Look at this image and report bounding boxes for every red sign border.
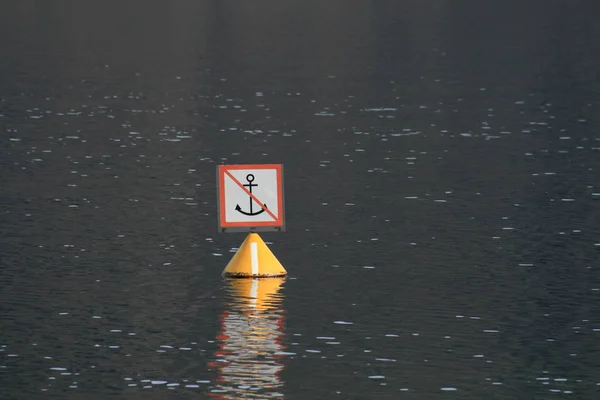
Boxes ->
[218,164,284,229]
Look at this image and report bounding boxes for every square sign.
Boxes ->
[217,164,285,232]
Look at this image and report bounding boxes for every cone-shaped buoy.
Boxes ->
[222,233,287,278]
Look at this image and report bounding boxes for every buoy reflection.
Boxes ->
[209,278,287,399]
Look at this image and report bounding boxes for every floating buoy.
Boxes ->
[222,233,287,278]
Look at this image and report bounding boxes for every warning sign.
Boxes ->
[217,164,285,232]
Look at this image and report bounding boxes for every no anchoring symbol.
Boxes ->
[235,174,267,216]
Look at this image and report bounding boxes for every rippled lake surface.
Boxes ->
[2,1,600,399]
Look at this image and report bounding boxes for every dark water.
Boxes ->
[2,1,600,399]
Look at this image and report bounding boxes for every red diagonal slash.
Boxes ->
[224,170,278,221]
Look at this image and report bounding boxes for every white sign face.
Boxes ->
[224,169,278,223]
[217,164,284,232]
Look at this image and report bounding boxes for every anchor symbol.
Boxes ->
[235,174,267,216]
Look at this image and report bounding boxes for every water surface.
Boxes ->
[1,1,600,399]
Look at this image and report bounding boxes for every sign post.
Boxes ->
[217,164,285,233]
[217,164,286,278]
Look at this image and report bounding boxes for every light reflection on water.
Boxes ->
[209,278,287,398]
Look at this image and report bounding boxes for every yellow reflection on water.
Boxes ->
[209,278,287,399]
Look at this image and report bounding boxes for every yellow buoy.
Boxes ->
[222,233,287,278]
